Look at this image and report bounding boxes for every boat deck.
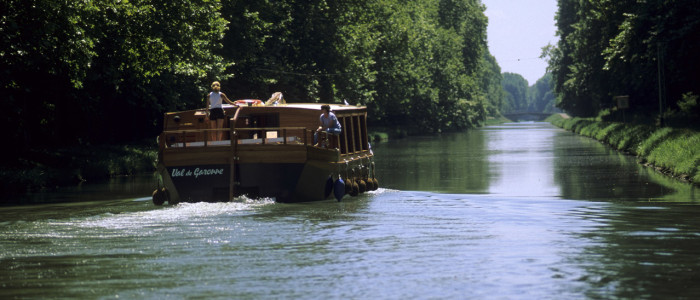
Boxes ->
[171,137,301,147]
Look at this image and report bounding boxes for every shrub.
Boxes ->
[637,128,675,157]
[647,131,700,176]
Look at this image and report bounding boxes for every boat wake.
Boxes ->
[79,197,276,230]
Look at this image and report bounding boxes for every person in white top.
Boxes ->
[206,81,234,141]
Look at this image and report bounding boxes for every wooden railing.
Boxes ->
[160,126,360,156]
[232,127,309,145]
[161,127,310,149]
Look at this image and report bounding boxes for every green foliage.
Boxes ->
[662,92,700,128]
[677,92,699,114]
[501,73,528,113]
[609,124,652,154]
[220,0,493,134]
[1,0,230,149]
[2,0,502,154]
[647,131,700,176]
[527,73,557,113]
[593,123,621,141]
[479,53,507,116]
[547,0,700,121]
[638,127,675,157]
[499,72,558,115]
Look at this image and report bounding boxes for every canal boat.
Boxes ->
[151,101,378,205]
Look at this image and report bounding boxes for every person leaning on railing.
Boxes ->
[207,81,234,141]
[314,104,342,147]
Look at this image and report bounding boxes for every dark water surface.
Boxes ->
[2,122,700,299]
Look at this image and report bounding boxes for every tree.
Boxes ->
[1,0,97,148]
[82,0,230,143]
[603,0,700,118]
[220,0,493,133]
[527,73,557,113]
[501,73,528,113]
[548,0,700,121]
[0,0,230,149]
[479,52,507,116]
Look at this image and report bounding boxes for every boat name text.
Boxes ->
[171,168,224,179]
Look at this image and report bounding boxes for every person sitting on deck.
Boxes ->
[265,92,286,106]
[207,81,234,141]
[314,104,342,148]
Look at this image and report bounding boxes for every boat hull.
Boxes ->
[158,158,356,203]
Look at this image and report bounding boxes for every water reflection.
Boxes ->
[551,127,697,202]
[373,129,490,194]
[3,173,160,206]
[569,204,700,299]
[485,123,559,197]
[374,122,698,202]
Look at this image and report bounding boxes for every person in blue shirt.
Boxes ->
[315,104,342,147]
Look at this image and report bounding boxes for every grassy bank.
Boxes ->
[1,143,158,195]
[547,114,700,184]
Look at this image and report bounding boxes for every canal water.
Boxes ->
[2,122,700,299]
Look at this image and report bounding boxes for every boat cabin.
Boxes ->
[159,103,370,156]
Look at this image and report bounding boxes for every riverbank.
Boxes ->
[546,114,700,185]
[1,143,158,196]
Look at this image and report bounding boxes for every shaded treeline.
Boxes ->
[1,0,506,158]
[204,0,506,132]
[2,0,229,152]
[545,0,700,125]
[501,73,558,114]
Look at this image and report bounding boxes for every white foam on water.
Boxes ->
[78,196,275,230]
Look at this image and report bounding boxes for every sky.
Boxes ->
[482,0,559,86]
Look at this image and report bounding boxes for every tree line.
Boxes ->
[501,73,558,114]
[546,0,699,125]
[2,0,510,155]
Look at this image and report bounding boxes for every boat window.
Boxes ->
[359,115,368,151]
[339,117,349,154]
[347,116,356,153]
[234,113,280,139]
[353,115,363,152]
[236,113,279,128]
